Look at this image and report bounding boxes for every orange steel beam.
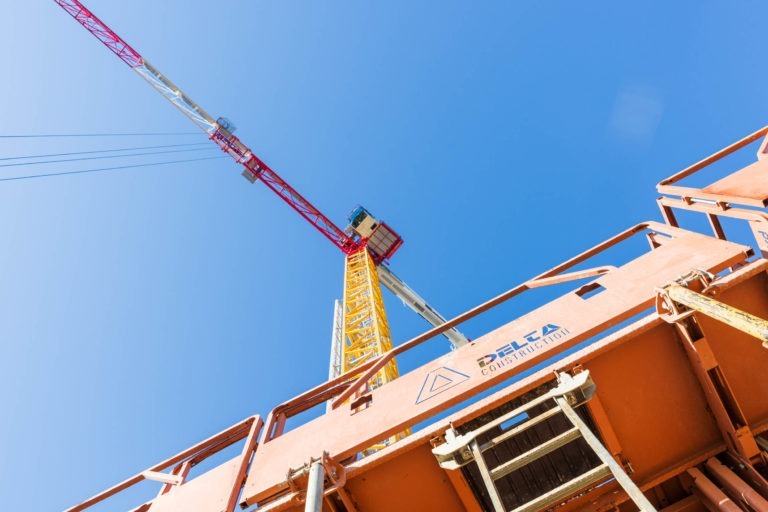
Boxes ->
[722,451,768,503]
[525,265,616,288]
[686,467,742,512]
[657,196,768,258]
[655,272,768,464]
[658,495,706,512]
[668,319,762,464]
[583,389,626,463]
[705,458,768,511]
[442,466,484,512]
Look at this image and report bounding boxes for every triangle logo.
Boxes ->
[430,374,453,392]
[416,367,470,405]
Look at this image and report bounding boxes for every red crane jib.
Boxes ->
[55,0,362,257]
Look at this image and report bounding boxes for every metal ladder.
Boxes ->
[432,371,656,512]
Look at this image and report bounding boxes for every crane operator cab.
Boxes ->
[346,206,404,263]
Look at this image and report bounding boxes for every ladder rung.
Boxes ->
[490,427,581,481]
[508,464,611,512]
[481,406,562,453]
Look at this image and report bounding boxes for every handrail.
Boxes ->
[657,125,768,207]
[66,415,262,512]
[261,221,695,443]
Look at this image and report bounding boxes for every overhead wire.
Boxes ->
[0,146,217,169]
[0,131,225,183]
[0,132,199,138]
[0,142,209,162]
[0,155,228,182]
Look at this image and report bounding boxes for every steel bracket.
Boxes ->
[283,452,357,511]
[656,269,715,323]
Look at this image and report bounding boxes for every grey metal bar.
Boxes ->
[305,461,325,512]
[480,406,562,453]
[556,397,657,511]
[470,439,506,512]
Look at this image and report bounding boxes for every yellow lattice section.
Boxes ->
[341,248,399,387]
[342,247,407,451]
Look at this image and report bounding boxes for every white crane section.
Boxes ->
[378,265,469,349]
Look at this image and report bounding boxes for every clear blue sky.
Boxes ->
[2,2,767,510]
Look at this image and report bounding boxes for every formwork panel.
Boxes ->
[582,323,722,483]
[242,226,750,507]
[253,261,768,511]
[344,444,466,511]
[697,270,768,430]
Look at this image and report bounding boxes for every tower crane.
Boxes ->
[54,1,469,397]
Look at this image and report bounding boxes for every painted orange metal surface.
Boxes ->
[657,125,768,207]
[66,130,768,512]
[241,222,750,506]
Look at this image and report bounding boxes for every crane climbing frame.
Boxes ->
[54,2,768,511]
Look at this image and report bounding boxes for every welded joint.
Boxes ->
[656,269,715,323]
[655,288,695,323]
[657,270,768,349]
[284,452,354,509]
[675,269,715,289]
[286,456,322,499]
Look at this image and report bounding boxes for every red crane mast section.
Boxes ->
[53,0,360,257]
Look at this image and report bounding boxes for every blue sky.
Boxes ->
[2,1,768,510]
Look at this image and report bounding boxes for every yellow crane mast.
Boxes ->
[341,248,399,389]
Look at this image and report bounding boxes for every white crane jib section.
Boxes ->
[377,265,469,349]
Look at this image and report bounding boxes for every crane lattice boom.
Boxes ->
[53,0,358,256]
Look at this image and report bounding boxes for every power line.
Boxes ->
[0,146,217,169]
[0,142,210,162]
[0,132,200,138]
[0,156,228,183]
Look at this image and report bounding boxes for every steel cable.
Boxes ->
[0,146,217,169]
[0,142,209,162]
[0,155,228,182]
[0,132,199,138]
